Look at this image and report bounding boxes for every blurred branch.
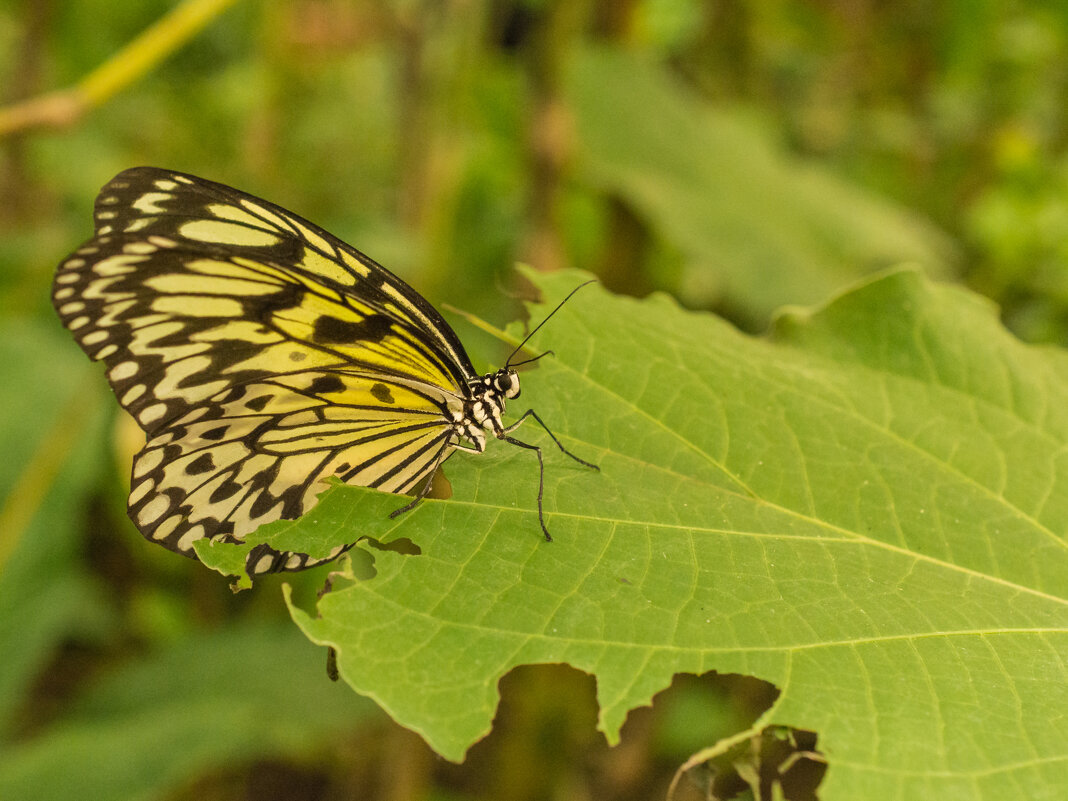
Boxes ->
[0,0,240,138]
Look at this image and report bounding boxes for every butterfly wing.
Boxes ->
[53,167,474,573]
[131,371,457,574]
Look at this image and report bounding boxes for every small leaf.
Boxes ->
[192,537,252,585]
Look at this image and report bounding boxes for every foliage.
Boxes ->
[566,46,956,328]
[202,268,1068,799]
[2,1,1067,799]
[0,623,375,801]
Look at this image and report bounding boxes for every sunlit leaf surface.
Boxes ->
[209,268,1067,798]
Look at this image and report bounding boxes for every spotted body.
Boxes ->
[53,167,533,575]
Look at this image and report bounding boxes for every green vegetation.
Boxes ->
[1,2,1066,799]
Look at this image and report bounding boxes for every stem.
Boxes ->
[0,0,240,136]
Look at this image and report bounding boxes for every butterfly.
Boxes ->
[52,167,598,576]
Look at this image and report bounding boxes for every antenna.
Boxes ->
[505,280,596,368]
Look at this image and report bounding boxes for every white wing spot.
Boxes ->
[133,447,164,477]
[292,220,332,254]
[301,247,357,286]
[123,242,158,255]
[59,301,85,314]
[96,344,118,359]
[340,250,372,278]
[207,203,268,227]
[152,514,181,541]
[127,477,155,506]
[132,192,173,214]
[177,525,206,552]
[110,361,139,381]
[54,287,75,299]
[138,494,171,527]
[81,330,108,346]
[121,384,146,405]
[176,406,210,424]
[138,403,169,426]
[125,218,153,233]
[67,316,90,330]
[239,199,288,229]
[94,253,145,276]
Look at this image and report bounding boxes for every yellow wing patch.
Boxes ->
[179,218,283,247]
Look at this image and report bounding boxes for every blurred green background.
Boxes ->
[1,1,1066,799]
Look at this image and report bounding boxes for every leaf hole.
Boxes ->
[362,536,421,557]
[654,672,825,801]
[675,724,826,801]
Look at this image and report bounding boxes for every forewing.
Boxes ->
[52,166,475,431]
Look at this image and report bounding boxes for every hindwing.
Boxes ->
[130,371,457,574]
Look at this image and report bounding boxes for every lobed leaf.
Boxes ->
[234,268,1063,799]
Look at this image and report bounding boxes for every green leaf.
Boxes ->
[192,535,253,588]
[566,45,958,326]
[193,480,398,588]
[0,623,374,801]
[261,268,1064,799]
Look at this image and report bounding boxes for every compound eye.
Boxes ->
[503,371,521,399]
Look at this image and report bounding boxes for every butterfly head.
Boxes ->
[492,367,521,400]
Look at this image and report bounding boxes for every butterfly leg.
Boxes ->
[498,410,598,542]
[495,433,552,541]
[503,409,600,471]
[388,442,482,521]
[388,468,444,520]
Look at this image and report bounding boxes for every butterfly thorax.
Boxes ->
[453,367,521,452]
